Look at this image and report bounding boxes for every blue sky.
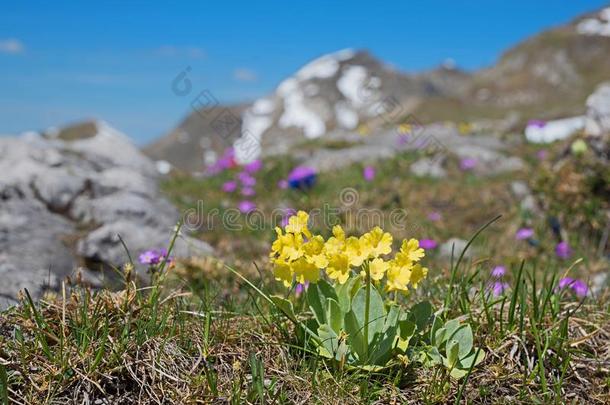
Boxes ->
[1,1,608,144]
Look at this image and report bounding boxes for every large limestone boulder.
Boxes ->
[0,120,212,308]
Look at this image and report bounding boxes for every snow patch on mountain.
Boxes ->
[577,8,610,37]
[335,102,359,129]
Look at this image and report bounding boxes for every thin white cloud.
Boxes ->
[233,68,258,82]
[154,45,205,59]
[0,38,25,54]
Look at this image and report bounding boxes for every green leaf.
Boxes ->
[344,310,367,361]
[430,315,443,343]
[433,327,447,347]
[327,298,343,334]
[368,326,398,366]
[443,319,461,341]
[419,346,442,366]
[450,367,468,379]
[335,276,360,313]
[409,301,433,331]
[458,349,485,369]
[384,305,401,332]
[317,324,339,359]
[351,285,385,344]
[396,320,416,351]
[446,339,460,368]
[307,279,338,325]
[449,325,473,359]
[270,295,298,323]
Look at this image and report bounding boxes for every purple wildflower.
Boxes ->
[536,150,548,161]
[138,249,167,265]
[557,277,588,297]
[460,158,478,171]
[277,179,289,190]
[222,180,237,193]
[491,266,506,279]
[515,228,534,240]
[295,281,309,297]
[527,119,547,129]
[243,159,263,174]
[363,166,376,182]
[491,281,509,296]
[241,187,256,196]
[419,239,438,250]
[238,200,256,213]
[237,172,256,187]
[287,166,317,189]
[555,241,572,259]
[427,211,442,222]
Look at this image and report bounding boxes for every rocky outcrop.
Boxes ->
[0,121,212,308]
[585,82,610,138]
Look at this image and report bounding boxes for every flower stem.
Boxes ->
[364,262,371,360]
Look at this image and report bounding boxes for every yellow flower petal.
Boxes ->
[285,210,312,238]
[326,254,351,284]
[410,263,428,289]
[369,258,389,281]
[362,227,393,258]
[292,258,320,284]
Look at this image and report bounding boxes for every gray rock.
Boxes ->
[591,272,608,296]
[410,157,447,178]
[31,167,87,211]
[0,121,213,306]
[71,192,176,226]
[77,221,213,270]
[453,144,525,175]
[440,238,473,260]
[585,82,610,137]
[510,181,530,199]
[94,167,157,198]
[0,198,75,308]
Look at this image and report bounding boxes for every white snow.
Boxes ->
[276,78,326,139]
[234,109,273,164]
[251,98,275,115]
[295,49,355,80]
[577,8,610,37]
[233,49,363,163]
[296,55,339,80]
[334,102,359,129]
[337,65,371,108]
[525,116,585,143]
[334,48,355,61]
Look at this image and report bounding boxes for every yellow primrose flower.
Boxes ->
[369,258,389,281]
[345,236,370,267]
[285,210,312,238]
[326,253,351,284]
[399,239,424,263]
[410,263,428,288]
[273,262,293,287]
[362,227,393,258]
[386,261,412,292]
[292,257,320,284]
[324,225,346,255]
[278,232,305,262]
[304,235,329,268]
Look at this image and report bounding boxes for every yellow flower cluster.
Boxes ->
[270,211,428,292]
